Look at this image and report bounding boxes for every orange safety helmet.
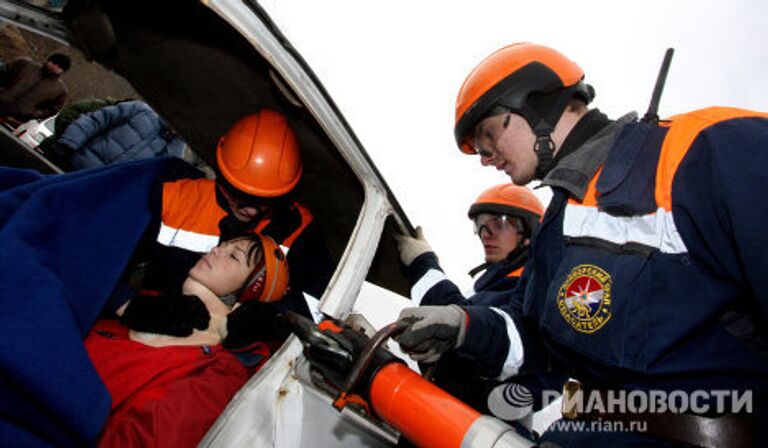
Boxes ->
[238,234,290,303]
[468,183,545,238]
[454,43,593,176]
[217,110,302,197]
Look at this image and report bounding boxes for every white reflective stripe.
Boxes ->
[280,244,290,255]
[303,292,323,324]
[563,203,688,254]
[410,269,448,306]
[156,222,219,253]
[490,307,524,380]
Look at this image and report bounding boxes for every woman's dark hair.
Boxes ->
[216,234,266,305]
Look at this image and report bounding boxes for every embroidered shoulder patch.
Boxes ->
[557,264,612,333]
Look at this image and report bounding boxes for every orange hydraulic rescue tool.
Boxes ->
[283,312,536,448]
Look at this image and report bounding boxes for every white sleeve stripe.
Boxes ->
[563,204,687,254]
[490,307,524,380]
[410,269,448,306]
[156,222,219,253]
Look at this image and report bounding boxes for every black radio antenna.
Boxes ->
[642,48,675,123]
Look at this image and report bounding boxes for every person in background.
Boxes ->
[394,42,768,446]
[51,97,121,137]
[0,52,70,125]
[50,98,187,170]
[395,183,543,426]
[397,183,543,308]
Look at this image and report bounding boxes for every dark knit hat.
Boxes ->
[46,53,71,72]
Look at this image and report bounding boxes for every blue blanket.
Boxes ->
[0,157,200,447]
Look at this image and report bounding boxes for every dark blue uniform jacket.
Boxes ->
[407,251,522,307]
[457,108,768,433]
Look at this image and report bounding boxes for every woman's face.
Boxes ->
[188,238,258,297]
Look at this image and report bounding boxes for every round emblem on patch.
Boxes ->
[557,264,612,334]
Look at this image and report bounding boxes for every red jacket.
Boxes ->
[85,319,258,448]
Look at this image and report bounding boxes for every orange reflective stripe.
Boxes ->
[506,266,524,278]
[562,158,689,253]
[561,110,768,253]
[254,216,268,233]
[561,108,768,254]
[656,107,768,210]
[162,180,315,251]
[255,202,314,248]
[161,179,226,235]
[282,204,313,247]
[568,166,603,206]
[159,179,228,252]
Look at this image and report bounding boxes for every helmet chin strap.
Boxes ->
[512,104,558,180]
[533,133,556,179]
[515,84,585,180]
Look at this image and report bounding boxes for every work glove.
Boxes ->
[120,292,210,337]
[394,305,468,363]
[395,226,433,267]
[222,300,290,350]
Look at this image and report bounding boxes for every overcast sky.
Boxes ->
[259,0,768,291]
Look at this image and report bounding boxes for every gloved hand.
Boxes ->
[222,300,290,350]
[394,305,468,363]
[120,292,210,337]
[395,226,433,267]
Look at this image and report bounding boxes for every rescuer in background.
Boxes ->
[396,183,544,423]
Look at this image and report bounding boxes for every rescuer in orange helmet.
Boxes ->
[132,110,333,347]
[395,183,543,416]
[395,42,768,446]
[396,183,544,306]
[453,42,595,183]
